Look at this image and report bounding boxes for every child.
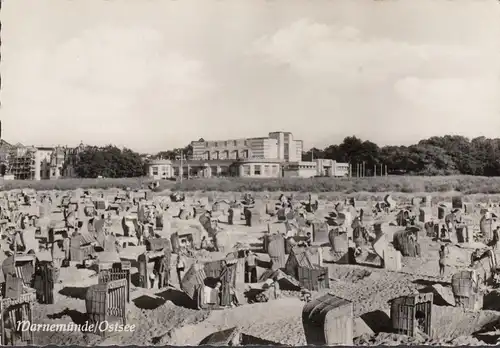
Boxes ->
[149,269,157,289]
[176,254,186,285]
[438,245,446,277]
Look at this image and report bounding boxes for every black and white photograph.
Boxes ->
[1,0,500,345]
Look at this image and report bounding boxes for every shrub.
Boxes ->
[4,175,500,195]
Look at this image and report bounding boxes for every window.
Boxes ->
[152,166,159,175]
[264,165,270,176]
[243,165,251,176]
[254,165,261,175]
[214,142,218,147]
[233,140,237,146]
[272,165,279,175]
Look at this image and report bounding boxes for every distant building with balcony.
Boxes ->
[146,131,349,180]
[190,131,303,162]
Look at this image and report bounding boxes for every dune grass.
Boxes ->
[2,175,500,196]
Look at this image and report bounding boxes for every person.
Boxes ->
[158,254,170,288]
[245,250,257,283]
[271,276,281,299]
[347,237,357,264]
[201,236,208,250]
[471,248,481,267]
[149,269,157,289]
[493,227,499,250]
[440,225,447,239]
[176,254,186,285]
[306,232,312,247]
[229,284,240,307]
[438,245,447,277]
[214,281,222,306]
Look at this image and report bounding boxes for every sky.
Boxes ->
[2,0,500,153]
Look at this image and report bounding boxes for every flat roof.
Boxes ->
[148,159,172,165]
[236,159,282,164]
[171,159,236,165]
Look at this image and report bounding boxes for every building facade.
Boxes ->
[148,159,173,180]
[283,159,350,178]
[236,159,282,178]
[147,132,349,180]
[190,131,303,162]
[146,158,349,180]
[3,143,85,180]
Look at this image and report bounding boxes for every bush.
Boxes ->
[0,177,153,191]
[4,175,500,195]
[161,176,500,195]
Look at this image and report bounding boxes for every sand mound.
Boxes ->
[166,298,304,345]
[420,284,455,306]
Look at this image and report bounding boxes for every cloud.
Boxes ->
[3,25,214,147]
[252,18,497,82]
[248,18,500,145]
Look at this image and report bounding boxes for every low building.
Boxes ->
[283,159,350,178]
[146,158,283,179]
[146,157,349,180]
[171,159,235,178]
[235,159,282,178]
[148,159,173,180]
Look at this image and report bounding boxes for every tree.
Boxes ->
[156,133,500,177]
[154,144,193,160]
[74,145,145,178]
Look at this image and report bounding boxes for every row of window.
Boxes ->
[200,140,248,148]
[200,150,249,160]
[151,165,170,176]
[288,165,316,170]
[242,164,279,176]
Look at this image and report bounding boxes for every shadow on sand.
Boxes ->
[59,286,89,300]
[360,310,392,334]
[133,295,166,310]
[48,308,88,326]
[156,288,197,309]
[412,278,450,287]
[482,291,500,311]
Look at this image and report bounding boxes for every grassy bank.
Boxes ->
[2,175,500,195]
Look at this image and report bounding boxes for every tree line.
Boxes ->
[70,135,500,178]
[68,145,146,178]
[303,135,500,176]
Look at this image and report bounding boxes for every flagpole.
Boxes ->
[180,150,183,183]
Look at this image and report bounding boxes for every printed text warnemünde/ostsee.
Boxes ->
[17,321,136,333]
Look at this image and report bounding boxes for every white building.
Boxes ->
[190,131,303,162]
[147,159,173,180]
[283,159,350,178]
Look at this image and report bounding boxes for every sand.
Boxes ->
[9,191,500,346]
